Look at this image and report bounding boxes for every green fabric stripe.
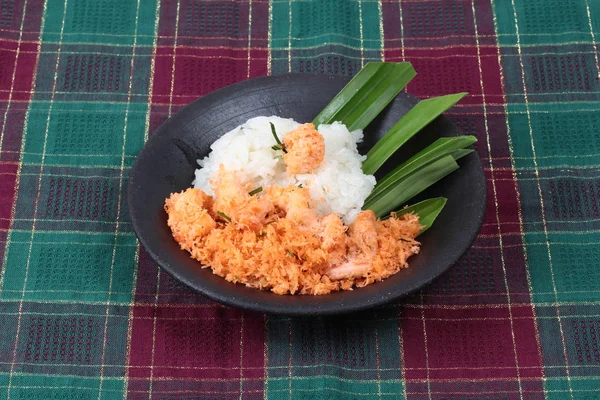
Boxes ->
[270,0,382,74]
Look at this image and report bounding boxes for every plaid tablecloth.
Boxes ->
[1,0,599,398]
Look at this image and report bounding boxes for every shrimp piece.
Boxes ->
[212,167,272,229]
[326,210,379,281]
[327,261,371,281]
[283,123,325,174]
[348,210,379,258]
[319,213,347,266]
[212,166,246,207]
[164,188,216,251]
[265,185,318,227]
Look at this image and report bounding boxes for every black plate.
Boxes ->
[128,74,486,315]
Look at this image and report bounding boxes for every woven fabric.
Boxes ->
[0,0,599,398]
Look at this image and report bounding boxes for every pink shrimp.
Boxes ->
[283,123,325,174]
[164,188,216,252]
[319,213,347,266]
[211,166,273,229]
[326,210,379,280]
[264,185,318,227]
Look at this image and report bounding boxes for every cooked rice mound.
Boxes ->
[192,116,376,225]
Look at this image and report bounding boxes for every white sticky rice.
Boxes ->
[193,116,376,224]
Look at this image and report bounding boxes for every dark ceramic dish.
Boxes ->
[128,74,486,315]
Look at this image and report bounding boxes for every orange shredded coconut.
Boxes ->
[164,183,422,295]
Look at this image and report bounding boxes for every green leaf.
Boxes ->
[312,62,416,131]
[248,186,263,196]
[270,122,287,153]
[393,197,447,235]
[367,136,476,201]
[365,155,459,218]
[363,92,468,175]
[216,211,232,222]
[450,148,474,160]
